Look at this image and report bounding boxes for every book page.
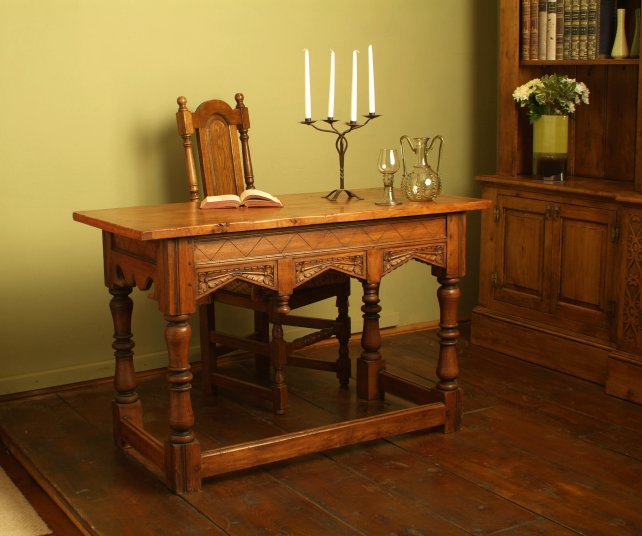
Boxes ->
[240,189,283,207]
[200,194,242,209]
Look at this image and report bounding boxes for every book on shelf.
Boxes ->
[522,0,621,61]
[530,0,540,58]
[597,0,616,58]
[587,0,597,59]
[199,189,283,209]
[571,0,580,59]
[556,0,565,59]
[564,0,572,58]
[579,0,589,59]
[547,0,557,60]
[522,0,531,59]
[539,0,548,59]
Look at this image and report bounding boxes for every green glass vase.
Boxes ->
[532,114,568,181]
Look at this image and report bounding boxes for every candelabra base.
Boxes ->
[323,188,363,201]
[302,114,380,202]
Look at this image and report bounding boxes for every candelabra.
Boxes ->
[301,114,380,201]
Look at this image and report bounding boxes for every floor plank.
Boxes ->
[1,329,642,535]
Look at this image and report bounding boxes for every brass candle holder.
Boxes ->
[301,114,380,201]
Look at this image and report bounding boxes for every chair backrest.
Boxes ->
[176,93,255,202]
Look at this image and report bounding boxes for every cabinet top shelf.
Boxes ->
[522,59,639,66]
[476,175,642,205]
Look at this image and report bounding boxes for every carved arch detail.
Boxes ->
[382,243,446,276]
[294,254,365,285]
[197,263,276,296]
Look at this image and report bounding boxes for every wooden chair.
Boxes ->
[176,93,351,414]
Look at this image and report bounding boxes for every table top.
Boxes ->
[73,188,491,241]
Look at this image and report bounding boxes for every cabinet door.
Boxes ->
[493,195,554,313]
[551,203,616,339]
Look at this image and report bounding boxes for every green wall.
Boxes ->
[0,0,497,394]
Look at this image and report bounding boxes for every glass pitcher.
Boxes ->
[399,135,444,201]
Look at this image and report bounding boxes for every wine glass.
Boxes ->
[375,148,402,206]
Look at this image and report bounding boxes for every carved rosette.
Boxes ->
[623,215,642,344]
[295,255,364,284]
[198,264,275,295]
[383,244,446,275]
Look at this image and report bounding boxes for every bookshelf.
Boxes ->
[471,0,642,404]
[498,0,642,185]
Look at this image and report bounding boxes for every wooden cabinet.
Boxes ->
[472,0,642,401]
[490,187,616,339]
[474,178,618,384]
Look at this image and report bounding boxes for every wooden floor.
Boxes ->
[2,329,642,535]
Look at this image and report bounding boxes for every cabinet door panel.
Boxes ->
[553,205,615,336]
[494,195,551,312]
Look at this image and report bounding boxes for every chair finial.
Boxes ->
[235,93,245,108]
[177,96,188,110]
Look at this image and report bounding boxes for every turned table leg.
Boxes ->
[109,286,143,447]
[357,281,385,400]
[436,276,462,433]
[164,313,201,493]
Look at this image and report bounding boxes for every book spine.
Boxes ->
[579,0,588,60]
[587,0,598,59]
[564,0,573,59]
[571,0,580,59]
[556,0,565,59]
[531,0,540,58]
[547,0,557,59]
[522,0,531,60]
[539,0,548,59]
[598,0,616,58]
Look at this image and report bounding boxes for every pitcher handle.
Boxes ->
[426,135,444,173]
[400,135,412,177]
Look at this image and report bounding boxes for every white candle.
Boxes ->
[304,48,311,119]
[350,50,358,122]
[328,50,335,119]
[368,45,375,115]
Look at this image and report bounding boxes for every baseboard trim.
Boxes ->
[0,346,202,400]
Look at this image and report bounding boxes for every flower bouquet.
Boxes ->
[512,74,590,180]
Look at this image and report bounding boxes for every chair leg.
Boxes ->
[335,285,351,388]
[199,302,217,393]
[269,297,289,414]
[254,310,270,381]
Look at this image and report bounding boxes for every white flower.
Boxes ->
[513,74,589,121]
[576,82,590,104]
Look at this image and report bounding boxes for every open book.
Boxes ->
[199,189,283,209]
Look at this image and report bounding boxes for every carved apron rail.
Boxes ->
[193,217,447,298]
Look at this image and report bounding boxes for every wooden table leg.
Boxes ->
[357,281,385,400]
[436,276,462,433]
[163,313,201,493]
[109,286,143,447]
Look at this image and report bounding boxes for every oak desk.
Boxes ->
[74,188,490,493]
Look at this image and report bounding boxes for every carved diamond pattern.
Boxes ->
[194,218,443,266]
[262,233,309,252]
